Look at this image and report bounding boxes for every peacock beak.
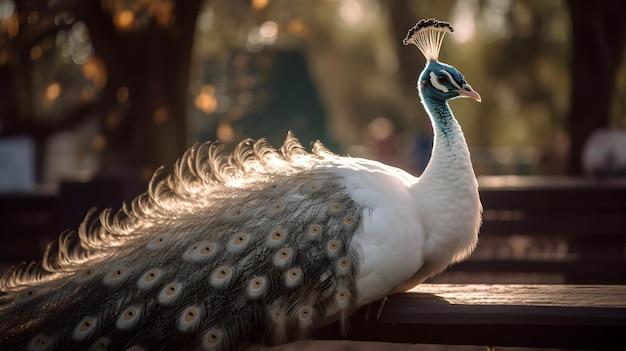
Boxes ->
[454,84,481,102]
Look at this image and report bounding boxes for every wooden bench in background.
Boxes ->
[442,176,626,284]
[0,179,128,268]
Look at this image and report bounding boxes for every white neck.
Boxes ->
[407,100,481,285]
[419,102,475,187]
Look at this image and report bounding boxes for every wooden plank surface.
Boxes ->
[478,175,626,190]
[408,284,626,307]
[318,284,626,350]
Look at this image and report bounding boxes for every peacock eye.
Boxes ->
[437,75,449,84]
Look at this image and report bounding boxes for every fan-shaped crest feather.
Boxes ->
[403,18,454,61]
[0,132,331,292]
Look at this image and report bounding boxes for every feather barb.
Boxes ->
[403,19,454,61]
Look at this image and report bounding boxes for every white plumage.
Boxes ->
[0,19,482,350]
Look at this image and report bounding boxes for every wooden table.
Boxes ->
[318,284,626,350]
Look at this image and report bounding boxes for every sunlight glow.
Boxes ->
[217,122,234,142]
[114,10,135,31]
[259,21,278,39]
[81,58,107,89]
[30,45,42,60]
[196,9,214,33]
[252,0,269,10]
[0,0,15,19]
[45,82,61,101]
[195,85,217,114]
[367,117,394,141]
[6,14,18,38]
[247,21,279,51]
[451,0,478,43]
[65,22,94,64]
[338,0,363,24]
[452,13,476,43]
[287,19,309,37]
[0,1,19,38]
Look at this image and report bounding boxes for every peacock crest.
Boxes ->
[0,132,337,292]
[403,18,454,61]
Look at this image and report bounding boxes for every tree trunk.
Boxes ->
[73,1,203,188]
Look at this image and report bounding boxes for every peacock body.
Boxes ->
[0,19,482,350]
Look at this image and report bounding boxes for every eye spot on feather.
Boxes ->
[72,316,97,341]
[27,334,52,351]
[15,288,38,303]
[73,268,97,284]
[272,247,294,268]
[89,336,110,351]
[343,215,355,227]
[200,244,216,255]
[297,306,313,325]
[306,224,323,240]
[264,183,281,194]
[201,327,224,349]
[178,304,203,332]
[116,305,142,330]
[210,266,234,289]
[223,207,246,222]
[325,240,342,258]
[300,181,321,194]
[335,289,350,307]
[158,281,183,305]
[269,307,286,324]
[284,267,303,288]
[336,257,351,276]
[183,241,218,262]
[137,268,163,290]
[103,267,129,287]
[267,202,286,215]
[265,227,287,248]
[329,202,343,214]
[146,235,167,250]
[227,233,250,253]
[247,276,268,299]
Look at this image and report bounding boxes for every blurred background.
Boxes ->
[1,0,625,190]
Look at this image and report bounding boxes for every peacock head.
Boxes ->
[418,60,481,103]
[404,19,481,104]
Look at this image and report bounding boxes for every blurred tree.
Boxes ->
[567,0,626,175]
[0,0,203,187]
[2,0,624,182]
